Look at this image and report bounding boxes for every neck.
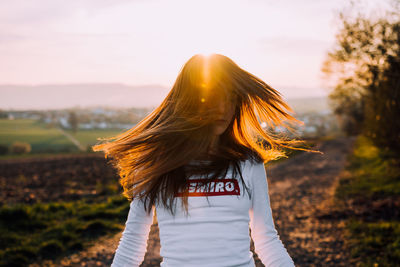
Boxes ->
[208,135,219,154]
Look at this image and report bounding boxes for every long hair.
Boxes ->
[92,54,320,215]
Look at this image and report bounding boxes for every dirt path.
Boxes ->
[38,136,356,267]
[262,136,356,266]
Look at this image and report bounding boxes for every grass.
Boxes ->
[64,128,127,147]
[0,119,74,153]
[345,219,400,266]
[335,135,400,201]
[334,134,400,266]
[0,195,130,267]
[0,118,125,158]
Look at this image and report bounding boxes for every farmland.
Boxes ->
[0,118,131,266]
[0,118,124,157]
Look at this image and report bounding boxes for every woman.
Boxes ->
[93,54,318,266]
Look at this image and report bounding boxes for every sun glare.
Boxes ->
[202,55,210,87]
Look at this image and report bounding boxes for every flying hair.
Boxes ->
[92,53,321,216]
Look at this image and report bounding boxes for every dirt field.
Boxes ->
[0,153,118,205]
[32,135,356,267]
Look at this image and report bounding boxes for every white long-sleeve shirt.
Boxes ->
[111,159,295,267]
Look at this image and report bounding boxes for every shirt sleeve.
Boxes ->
[111,197,154,267]
[249,161,295,267]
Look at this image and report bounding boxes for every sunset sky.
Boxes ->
[0,0,390,101]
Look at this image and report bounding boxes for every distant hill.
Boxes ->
[0,83,169,110]
[1,83,330,113]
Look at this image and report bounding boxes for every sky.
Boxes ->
[0,0,391,102]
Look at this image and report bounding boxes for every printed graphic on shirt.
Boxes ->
[175,178,241,197]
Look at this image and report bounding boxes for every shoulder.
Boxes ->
[243,158,267,188]
[239,157,266,182]
[242,156,265,171]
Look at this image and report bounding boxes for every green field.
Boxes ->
[0,118,126,158]
[65,128,128,149]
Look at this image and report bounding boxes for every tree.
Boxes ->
[363,52,400,154]
[322,0,400,154]
[68,111,78,134]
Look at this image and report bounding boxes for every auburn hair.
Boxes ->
[92,54,320,216]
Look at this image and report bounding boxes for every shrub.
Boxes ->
[10,142,31,154]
